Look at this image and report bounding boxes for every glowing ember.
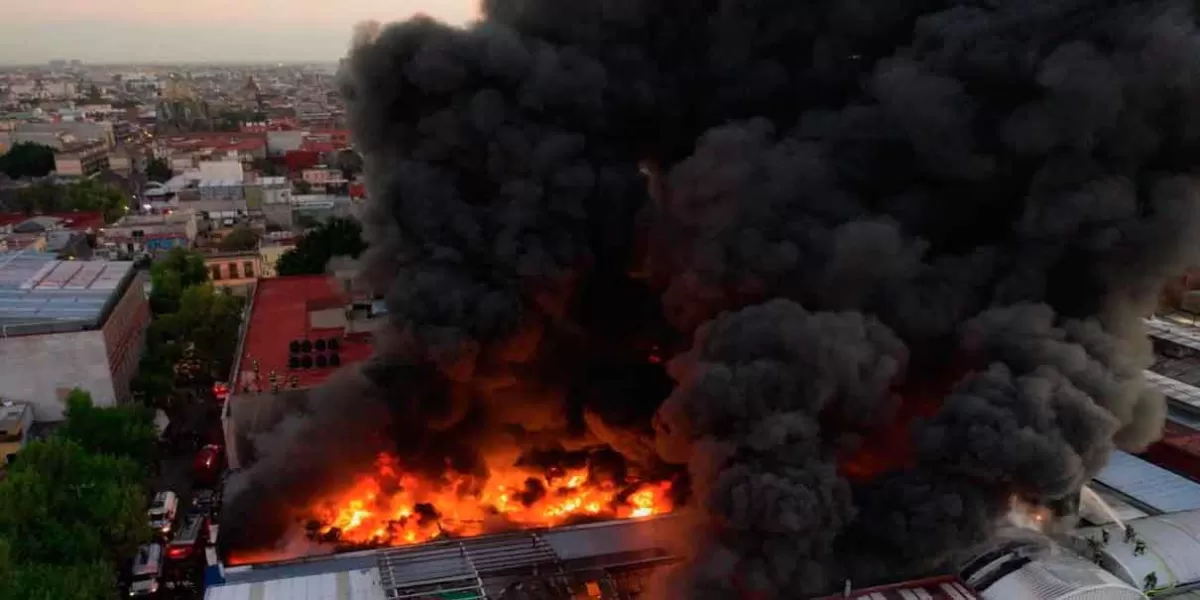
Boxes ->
[306,454,674,548]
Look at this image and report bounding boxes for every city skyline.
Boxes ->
[0,0,476,65]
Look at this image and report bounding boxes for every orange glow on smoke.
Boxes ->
[839,360,974,482]
[256,453,674,558]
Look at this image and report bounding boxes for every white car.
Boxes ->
[147,491,179,538]
[128,543,162,597]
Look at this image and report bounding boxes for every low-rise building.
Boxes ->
[54,140,110,177]
[100,210,198,257]
[257,236,296,278]
[13,121,113,149]
[300,168,345,188]
[0,252,149,421]
[0,211,104,257]
[205,251,261,293]
[0,401,34,465]
[198,179,245,203]
[198,158,244,181]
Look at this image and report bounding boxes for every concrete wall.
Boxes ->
[0,329,115,421]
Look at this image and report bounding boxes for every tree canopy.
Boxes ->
[148,247,208,314]
[136,248,245,402]
[58,390,157,470]
[277,216,367,276]
[144,157,172,183]
[0,142,55,179]
[147,284,245,381]
[13,179,127,222]
[219,225,261,252]
[0,395,152,600]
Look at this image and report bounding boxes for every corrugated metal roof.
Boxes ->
[205,567,384,600]
[540,514,676,560]
[974,551,1143,600]
[1145,370,1200,413]
[0,251,133,328]
[815,575,977,599]
[1146,318,1200,353]
[1094,451,1200,514]
[1076,509,1200,593]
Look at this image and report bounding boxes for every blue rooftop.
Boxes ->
[0,251,135,333]
[1094,450,1200,514]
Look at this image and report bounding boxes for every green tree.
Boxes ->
[129,354,175,408]
[0,438,148,566]
[63,179,127,222]
[148,248,208,314]
[277,216,367,276]
[0,142,56,179]
[219,225,261,251]
[14,181,63,214]
[143,157,172,183]
[58,390,157,469]
[294,179,313,194]
[151,284,245,379]
[0,560,117,600]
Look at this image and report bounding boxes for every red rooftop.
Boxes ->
[233,274,374,393]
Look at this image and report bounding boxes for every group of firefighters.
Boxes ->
[1084,526,1158,592]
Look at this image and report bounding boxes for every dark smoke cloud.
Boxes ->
[224,0,1200,596]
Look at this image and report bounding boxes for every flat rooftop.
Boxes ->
[234,275,373,391]
[0,251,134,334]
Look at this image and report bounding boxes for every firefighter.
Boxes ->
[1125,526,1137,544]
[1134,539,1147,556]
[1101,529,1110,545]
[1145,571,1158,591]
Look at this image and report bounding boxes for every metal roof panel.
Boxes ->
[1094,450,1200,514]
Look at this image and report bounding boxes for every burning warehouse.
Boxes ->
[220,0,1200,597]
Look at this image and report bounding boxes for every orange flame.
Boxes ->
[298,454,674,551]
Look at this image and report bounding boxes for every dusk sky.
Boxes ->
[0,0,478,64]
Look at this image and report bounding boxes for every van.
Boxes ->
[148,491,179,538]
[129,543,163,597]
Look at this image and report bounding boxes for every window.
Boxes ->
[228,262,239,279]
[210,265,221,280]
[243,261,255,277]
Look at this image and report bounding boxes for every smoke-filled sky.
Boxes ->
[0,0,476,65]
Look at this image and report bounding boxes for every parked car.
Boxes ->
[128,543,163,597]
[147,491,179,538]
[166,514,209,563]
[192,443,225,488]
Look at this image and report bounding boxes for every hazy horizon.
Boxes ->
[0,1,476,65]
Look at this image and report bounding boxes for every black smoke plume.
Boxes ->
[224,1,1200,596]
